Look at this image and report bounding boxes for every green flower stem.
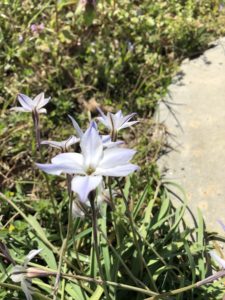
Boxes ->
[20,264,158,297]
[60,264,67,300]
[62,273,158,297]
[0,282,52,300]
[32,110,41,151]
[31,109,63,242]
[54,175,74,299]
[144,283,197,300]
[108,177,121,286]
[89,191,111,300]
[116,179,158,293]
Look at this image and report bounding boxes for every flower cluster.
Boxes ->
[11,92,139,205]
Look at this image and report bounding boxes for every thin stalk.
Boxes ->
[54,175,73,299]
[60,264,67,300]
[144,283,197,300]
[31,109,63,241]
[62,273,158,297]
[32,110,41,151]
[107,177,120,286]
[89,191,111,300]
[116,179,159,293]
[10,267,158,298]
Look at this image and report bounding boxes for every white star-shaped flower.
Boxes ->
[36,122,139,202]
[11,93,50,114]
[41,136,80,152]
[96,108,138,134]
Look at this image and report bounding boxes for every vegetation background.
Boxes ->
[1,0,225,299]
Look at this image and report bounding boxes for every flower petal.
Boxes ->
[72,201,85,218]
[33,92,50,109]
[96,108,111,128]
[119,120,139,130]
[24,249,42,266]
[80,123,103,169]
[33,92,44,107]
[21,278,33,300]
[10,107,30,112]
[210,251,225,269]
[99,148,136,169]
[51,152,84,171]
[71,175,102,202]
[18,94,33,110]
[96,164,139,177]
[36,162,80,175]
[68,115,83,138]
[41,136,79,150]
[121,112,136,124]
[38,108,47,114]
[11,266,26,282]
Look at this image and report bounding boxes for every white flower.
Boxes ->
[11,249,42,300]
[11,93,50,114]
[72,201,85,218]
[41,136,80,152]
[96,108,138,134]
[36,122,139,202]
[69,115,123,148]
[210,251,225,269]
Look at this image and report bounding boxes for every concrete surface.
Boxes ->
[158,37,225,234]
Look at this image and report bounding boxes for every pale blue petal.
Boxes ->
[95,164,139,177]
[18,94,33,110]
[41,136,79,149]
[24,249,42,266]
[97,107,107,119]
[99,148,136,169]
[71,175,102,202]
[33,92,50,109]
[101,135,123,148]
[33,92,44,107]
[121,112,136,124]
[36,162,80,175]
[115,110,123,117]
[210,251,225,269]
[11,266,26,282]
[21,279,33,300]
[51,152,84,171]
[101,135,111,143]
[119,120,139,130]
[10,107,31,112]
[68,115,83,138]
[96,116,110,128]
[38,108,47,114]
[80,123,103,169]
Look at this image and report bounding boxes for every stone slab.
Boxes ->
[157,38,225,234]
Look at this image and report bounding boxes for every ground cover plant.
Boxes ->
[1,0,225,299]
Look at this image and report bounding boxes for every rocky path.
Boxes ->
[158,37,225,233]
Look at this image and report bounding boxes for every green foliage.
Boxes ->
[1,175,224,299]
[0,1,225,299]
[0,0,222,115]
